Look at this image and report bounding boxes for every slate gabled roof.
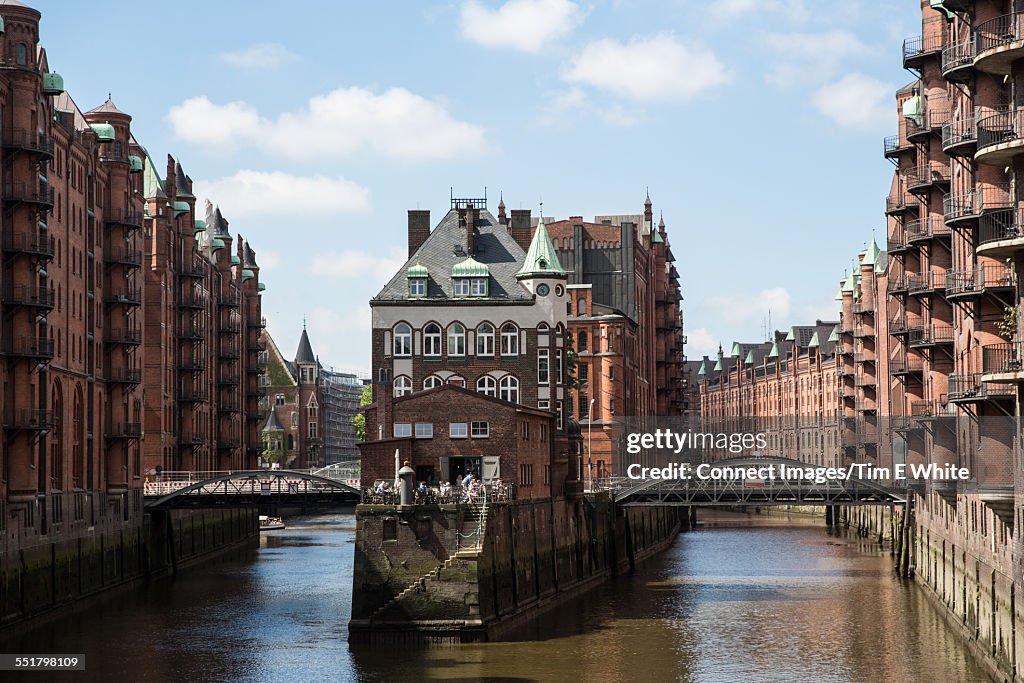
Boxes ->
[374,208,531,302]
[295,328,316,364]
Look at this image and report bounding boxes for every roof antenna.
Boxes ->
[303,315,307,331]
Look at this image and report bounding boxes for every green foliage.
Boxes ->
[352,384,373,442]
[996,305,1018,341]
[565,333,581,391]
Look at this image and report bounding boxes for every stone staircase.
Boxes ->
[367,501,488,622]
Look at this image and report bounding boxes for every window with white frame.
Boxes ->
[423,322,442,356]
[538,348,549,384]
[471,421,489,438]
[415,422,433,438]
[470,278,488,296]
[499,375,519,404]
[450,422,468,438]
[409,278,426,297]
[309,422,318,438]
[447,323,466,356]
[393,322,412,356]
[477,375,497,397]
[394,423,412,438]
[500,323,519,356]
[538,400,550,411]
[556,349,563,384]
[477,323,495,356]
[393,375,412,397]
[454,279,471,296]
[424,375,444,390]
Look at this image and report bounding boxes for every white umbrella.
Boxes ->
[394,448,400,488]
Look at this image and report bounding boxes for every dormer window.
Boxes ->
[453,277,487,297]
[406,263,428,298]
[452,257,489,297]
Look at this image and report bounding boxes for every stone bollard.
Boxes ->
[398,463,415,507]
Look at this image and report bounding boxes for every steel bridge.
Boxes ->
[613,456,907,507]
[143,470,361,509]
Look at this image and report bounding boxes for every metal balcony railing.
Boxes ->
[911,400,938,418]
[178,387,207,403]
[946,265,1015,297]
[978,208,1024,247]
[4,409,54,431]
[2,231,55,258]
[948,373,1015,401]
[218,371,241,386]
[976,12,1024,56]
[179,324,205,340]
[180,261,208,278]
[982,343,1024,375]
[104,288,142,306]
[908,324,955,347]
[106,328,142,345]
[103,208,143,228]
[1,128,54,157]
[178,360,205,372]
[107,367,142,384]
[890,358,924,375]
[977,107,1024,155]
[106,422,143,439]
[886,190,916,215]
[4,181,54,206]
[219,290,241,307]
[906,216,951,242]
[104,246,142,267]
[942,112,977,153]
[903,32,945,67]
[887,276,910,294]
[3,284,55,308]
[7,335,55,358]
[220,344,241,359]
[179,292,207,309]
[941,41,975,79]
[179,432,205,445]
[943,183,1013,224]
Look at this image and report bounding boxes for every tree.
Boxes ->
[565,333,581,391]
[352,384,373,442]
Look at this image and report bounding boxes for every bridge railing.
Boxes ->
[359,482,517,506]
[144,468,361,497]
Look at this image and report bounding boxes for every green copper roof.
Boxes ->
[930,0,954,19]
[258,282,266,291]
[768,341,779,359]
[143,151,165,199]
[516,216,566,278]
[744,350,755,364]
[89,123,115,142]
[864,239,881,268]
[241,269,255,281]
[211,238,225,251]
[173,200,190,216]
[194,219,206,233]
[698,361,706,376]
[452,256,490,278]
[785,330,795,341]
[42,72,64,96]
[828,326,839,343]
[842,273,856,293]
[713,358,723,372]
[808,331,820,348]
[730,342,741,357]
[406,262,429,278]
[902,94,923,126]
[231,254,241,265]
[651,229,664,244]
[834,286,844,301]
[128,155,143,173]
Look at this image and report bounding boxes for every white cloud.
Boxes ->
[305,306,373,371]
[563,34,731,102]
[193,171,369,218]
[167,87,486,161]
[218,43,298,69]
[257,250,281,272]
[310,247,407,282]
[705,287,791,325]
[812,74,891,132]
[536,87,642,126]
[459,0,585,53]
[763,31,872,88]
[686,327,720,360]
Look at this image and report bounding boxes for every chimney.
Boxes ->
[510,209,532,251]
[407,210,430,258]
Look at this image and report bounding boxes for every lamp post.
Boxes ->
[588,398,595,492]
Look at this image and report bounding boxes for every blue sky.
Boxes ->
[35,0,920,371]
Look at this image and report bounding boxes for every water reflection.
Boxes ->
[0,511,989,683]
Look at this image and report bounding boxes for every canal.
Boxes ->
[1,510,990,682]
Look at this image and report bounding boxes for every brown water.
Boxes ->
[0,511,991,682]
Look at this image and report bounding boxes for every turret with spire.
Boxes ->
[295,321,318,386]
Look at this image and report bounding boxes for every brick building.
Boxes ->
[537,193,686,478]
[0,0,268,548]
[260,327,325,469]
[360,196,577,496]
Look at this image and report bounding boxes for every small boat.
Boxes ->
[259,515,286,531]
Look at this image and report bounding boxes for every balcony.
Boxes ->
[219,291,241,307]
[247,316,268,329]
[908,272,945,296]
[887,276,910,295]
[908,324,955,348]
[948,372,1015,402]
[854,351,875,363]
[7,335,55,359]
[104,288,142,306]
[104,246,142,267]
[218,438,241,450]
[218,371,241,386]
[941,41,975,82]
[105,328,142,346]
[888,230,908,255]
[219,402,241,413]
[981,343,1024,383]
[247,387,267,398]
[977,208,1024,257]
[943,183,1013,227]
[942,113,977,156]
[106,422,143,440]
[103,208,143,229]
[855,374,877,388]
[179,292,207,309]
[976,107,1024,164]
[4,409,54,432]
[180,261,207,278]
[946,264,1015,300]
[911,400,940,420]
[1,128,54,158]
[975,12,1024,76]
[906,216,951,243]
[855,400,876,414]
[178,360,205,372]
[179,432,205,446]
[107,367,142,385]
[220,344,241,359]
[4,181,54,207]
[853,299,875,314]
[903,32,945,71]
[884,134,911,159]
[853,324,875,339]
[889,318,911,336]
[2,231,55,258]
[3,284,55,309]
[179,324,205,340]
[886,190,917,216]
[890,358,924,377]
[178,387,208,403]
[904,162,950,194]
[220,318,241,333]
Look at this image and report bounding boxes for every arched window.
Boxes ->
[51,381,63,489]
[447,323,466,356]
[538,322,550,333]
[577,330,588,352]
[393,322,412,356]
[15,43,27,66]
[448,375,466,387]
[393,375,412,397]
[499,375,520,404]
[424,375,443,390]
[477,375,497,397]
[500,323,519,356]
[477,323,495,356]
[114,141,123,158]
[423,322,442,356]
